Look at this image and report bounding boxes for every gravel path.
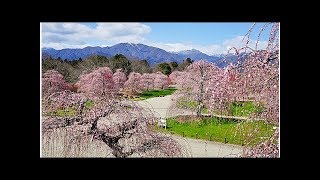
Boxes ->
[171,135,243,157]
[136,95,243,157]
[136,95,194,119]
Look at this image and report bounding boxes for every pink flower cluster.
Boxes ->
[42,70,70,96]
[76,67,116,96]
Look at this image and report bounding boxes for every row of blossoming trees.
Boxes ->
[42,68,181,157]
[43,68,171,97]
[169,51,278,124]
[168,22,279,157]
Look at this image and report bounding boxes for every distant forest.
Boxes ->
[42,54,193,83]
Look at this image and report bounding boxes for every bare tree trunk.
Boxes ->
[196,103,202,117]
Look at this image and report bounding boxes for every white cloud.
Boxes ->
[41,23,151,49]
[41,42,94,50]
[222,36,268,53]
[147,36,268,55]
[41,23,269,55]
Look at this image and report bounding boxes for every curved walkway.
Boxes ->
[137,95,243,157]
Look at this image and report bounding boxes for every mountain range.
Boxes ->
[42,43,247,67]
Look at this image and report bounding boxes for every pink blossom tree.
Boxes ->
[113,69,127,91]
[153,72,170,89]
[42,91,182,157]
[124,72,143,95]
[222,22,279,157]
[208,67,231,115]
[241,51,279,123]
[242,127,279,158]
[224,23,279,123]
[76,67,115,96]
[172,71,189,88]
[140,73,156,91]
[42,90,88,118]
[208,63,246,116]
[42,70,70,97]
[169,71,184,85]
[175,60,221,117]
[212,22,279,124]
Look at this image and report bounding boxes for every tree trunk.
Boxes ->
[196,103,202,117]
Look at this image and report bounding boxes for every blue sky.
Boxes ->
[41,22,276,55]
[144,23,270,45]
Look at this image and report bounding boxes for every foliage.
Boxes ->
[185,58,193,64]
[110,54,131,75]
[42,57,60,71]
[169,61,178,71]
[154,62,172,75]
[42,58,80,83]
[78,55,110,73]
[177,58,193,71]
[130,60,152,74]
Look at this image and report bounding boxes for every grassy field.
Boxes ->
[176,100,209,113]
[133,88,177,101]
[229,101,264,117]
[163,116,276,146]
[177,100,264,117]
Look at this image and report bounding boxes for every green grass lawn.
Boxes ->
[133,88,177,101]
[230,101,264,117]
[177,99,264,117]
[163,116,276,146]
[176,100,197,109]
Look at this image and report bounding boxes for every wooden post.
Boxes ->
[183,132,184,137]
[224,137,227,144]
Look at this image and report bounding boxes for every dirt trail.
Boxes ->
[136,95,194,118]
